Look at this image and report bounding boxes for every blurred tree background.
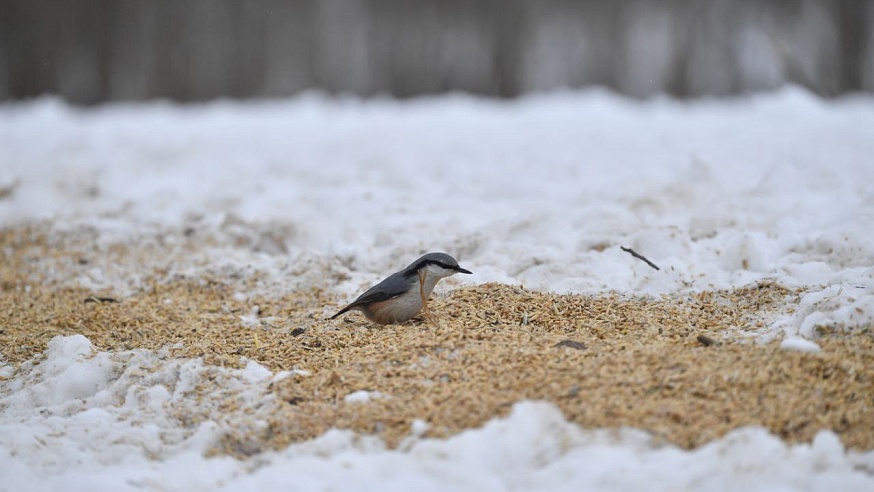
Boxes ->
[1,0,872,104]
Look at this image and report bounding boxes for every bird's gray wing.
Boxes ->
[330,273,412,318]
[348,272,411,306]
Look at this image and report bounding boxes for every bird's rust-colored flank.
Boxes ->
[2,225,873,459]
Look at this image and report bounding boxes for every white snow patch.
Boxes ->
[410,419,430,438]
[344,390,388,404]
[780,337,822,353]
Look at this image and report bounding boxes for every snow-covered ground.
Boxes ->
[2,87,874,490]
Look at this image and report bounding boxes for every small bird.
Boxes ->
[330,252,472,325]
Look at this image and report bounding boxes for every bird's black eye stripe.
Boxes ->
[403,258,461,277]
[423,260,458,270]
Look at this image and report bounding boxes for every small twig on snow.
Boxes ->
[84,296,119,304]
[620,246,660,271]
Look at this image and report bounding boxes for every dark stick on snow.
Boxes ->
[620,246,660,271]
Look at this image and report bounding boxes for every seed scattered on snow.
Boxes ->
[2,227,874,458]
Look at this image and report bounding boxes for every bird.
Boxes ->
[330,252,472,325]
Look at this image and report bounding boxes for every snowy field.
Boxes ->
[1,87,874,490]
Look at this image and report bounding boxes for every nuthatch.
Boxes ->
[330,252,472,324]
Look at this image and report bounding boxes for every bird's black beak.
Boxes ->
[456,266,473,274]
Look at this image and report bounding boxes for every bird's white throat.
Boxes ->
[419,263,456,296]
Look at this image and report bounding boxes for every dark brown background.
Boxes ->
[1,0,871,104]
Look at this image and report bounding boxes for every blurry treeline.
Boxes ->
[1,0,872,103]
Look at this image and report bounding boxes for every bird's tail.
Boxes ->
[329,306,350,320]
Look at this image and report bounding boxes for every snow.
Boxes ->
[410,419,430,438]
[780,337,822,353]
[344,390,389,404]
[2,87,874,490]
